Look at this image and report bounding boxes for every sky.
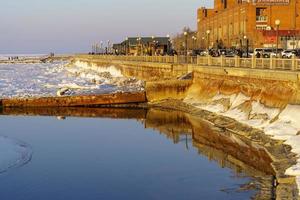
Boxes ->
[0,0,212,54]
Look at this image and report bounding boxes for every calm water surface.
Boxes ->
[0,111,259,200]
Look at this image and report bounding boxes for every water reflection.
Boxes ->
[1,106,276,199]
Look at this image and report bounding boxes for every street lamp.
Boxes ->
[107,40,110,54]
[184,31,188,57]
[100,41,103,54]
[137,37,142,55]
[206,30,211,51]
[166,34,171,54]
[201,37,205,49]
[275,19,281,57]
[136,37,140,55]
[244,35,249,58]
[151,36,155,56]
[192,36,197,50]
[125,37,129,55]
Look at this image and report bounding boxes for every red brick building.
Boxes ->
[197,0,300,49]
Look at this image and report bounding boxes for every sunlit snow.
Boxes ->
[185,93,300,195]
[0,61,144,98]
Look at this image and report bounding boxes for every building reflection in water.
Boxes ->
[1,106,277,199]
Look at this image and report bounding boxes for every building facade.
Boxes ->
[113,37,171,56]
[197,0,300,49]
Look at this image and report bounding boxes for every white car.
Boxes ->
[282,50,297,58]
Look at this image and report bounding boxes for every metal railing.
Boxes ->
[77,54,300,71]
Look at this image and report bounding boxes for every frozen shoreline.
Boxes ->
[185,93,300,195]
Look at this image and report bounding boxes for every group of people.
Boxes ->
[8,56,19,60]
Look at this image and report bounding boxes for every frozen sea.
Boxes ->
[0,61,144,98]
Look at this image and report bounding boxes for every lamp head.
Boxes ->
[275,19,281,26]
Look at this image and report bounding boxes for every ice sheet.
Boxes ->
[0,61,144,98]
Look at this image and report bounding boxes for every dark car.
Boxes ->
[219,49,236,57]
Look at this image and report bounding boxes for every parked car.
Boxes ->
[282,50,294,58]
[242,50,254,58]
[261,48,283,58]
[213,49,235,57]
[191,49,207,56]
[281,49,300,58]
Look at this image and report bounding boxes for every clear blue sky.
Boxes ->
[0,0,212,54]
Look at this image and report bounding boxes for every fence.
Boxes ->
[78,55,300,71]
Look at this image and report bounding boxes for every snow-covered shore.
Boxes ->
[185,93,300,194]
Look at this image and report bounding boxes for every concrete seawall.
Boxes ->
[1,92,146,107]
[72,55,300,198]
[73,55,300,106]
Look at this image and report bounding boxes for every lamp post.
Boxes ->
[244,35,249,58]
[206,30,211,52]
[125,37,129,55]
[137,37,142,56]
[192,36,197,50]
[275,19,281,57]
[166,34,170,54]
[136,38,139,56]
[151,36,155,56]
[107,40,110,54]
[184,31,188,63]
[100,41,103,54]
[184,31,188,57]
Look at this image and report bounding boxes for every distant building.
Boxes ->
[197,0,300,49]
[113,37,171,55]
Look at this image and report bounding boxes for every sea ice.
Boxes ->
[0,136,32,173]
[0,61,144,98]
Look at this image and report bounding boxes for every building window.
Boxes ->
[256,8,267,22]
[256,25,268,30]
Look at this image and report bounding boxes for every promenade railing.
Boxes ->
[79,55,300,71]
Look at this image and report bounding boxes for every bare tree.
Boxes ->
[172,27,198,55]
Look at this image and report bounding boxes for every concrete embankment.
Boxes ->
[1,92,146,107]
[1,55,300,198]
[72,55,300,199]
